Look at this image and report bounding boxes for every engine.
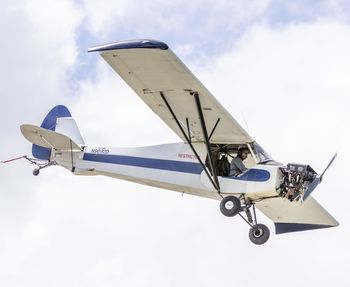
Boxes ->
[279,163,317,202]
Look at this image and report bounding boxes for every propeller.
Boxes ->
[319,153,337,182]
[303,153,337,200]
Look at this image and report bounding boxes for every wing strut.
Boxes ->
[160,92,221,194]
[209,118,220,141]
[70,139,75,172]
[186,118,191,143]
[192,92,220,192]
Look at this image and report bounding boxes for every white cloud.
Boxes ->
[198,20,350,163]
[0,0,82,125]
[80,0,273,52]
[79,0,128,38]
[0,2,82,282]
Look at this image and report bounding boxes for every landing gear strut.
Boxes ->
[30,160,56,176]
[219,195,270,245]
[1,155,56,176]
[18,156,57,176]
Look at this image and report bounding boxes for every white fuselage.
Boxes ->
[52,143,281,201]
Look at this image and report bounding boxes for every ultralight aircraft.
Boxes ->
[14,40,338,245]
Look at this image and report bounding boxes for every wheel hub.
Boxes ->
[225,201,234,210]
[253,228,263,237]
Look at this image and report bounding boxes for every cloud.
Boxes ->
[0,0,82,269]
[79,0,273,57]
[79,0,128,38]
[197,20,350,162]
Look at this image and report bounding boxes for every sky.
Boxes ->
[1,0,350,286]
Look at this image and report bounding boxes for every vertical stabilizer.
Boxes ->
[32,105,81,160]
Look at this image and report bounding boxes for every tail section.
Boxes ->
[30,105,84,160]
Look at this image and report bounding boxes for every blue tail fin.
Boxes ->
[32,105,71,160]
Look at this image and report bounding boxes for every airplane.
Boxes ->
[16,39,338,245]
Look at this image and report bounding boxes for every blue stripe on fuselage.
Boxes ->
[82,153,271,182]
[83,153,203,174]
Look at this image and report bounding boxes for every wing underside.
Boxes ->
[255,196,339,234]
[89,40,253,145]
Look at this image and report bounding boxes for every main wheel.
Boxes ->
[33,169,40,176]
[220,196,241,217]
[249,224,270,245]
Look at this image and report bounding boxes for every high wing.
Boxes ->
[89,39,253,144]
[255,196,339,234]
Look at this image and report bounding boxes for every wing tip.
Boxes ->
[275,222,339,234]
[88,39,169,53]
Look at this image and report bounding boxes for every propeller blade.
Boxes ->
[303,153,337,200]
[320,153,337,182]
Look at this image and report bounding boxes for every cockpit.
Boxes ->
[205,142,275,177]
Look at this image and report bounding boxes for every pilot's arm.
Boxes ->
[230,157,247,176]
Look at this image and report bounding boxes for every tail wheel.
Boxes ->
[249,224,270,245]
[33,169,40,176]
[220,196,241,217]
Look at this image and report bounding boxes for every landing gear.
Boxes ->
[220,195,270,245]
[249,224,270,245]
[21,156,57,176]
[220,196,241,217]
[1,155,57,177]
[33,168,40,176]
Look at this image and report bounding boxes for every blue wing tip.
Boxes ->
[275,222,338,234]
[88,39,169,52]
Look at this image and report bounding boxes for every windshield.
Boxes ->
[250,142,273,163]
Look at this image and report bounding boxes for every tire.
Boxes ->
[33,169,40,176]
[220,196,241,217]
[249,224,270,245]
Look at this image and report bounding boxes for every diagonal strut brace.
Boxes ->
[160,92,220,193]
[192,92,220,192]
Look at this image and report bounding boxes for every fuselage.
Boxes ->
[52,142,281,201]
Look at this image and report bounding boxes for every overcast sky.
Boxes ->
[1,0,350,286]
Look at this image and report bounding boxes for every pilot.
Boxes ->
[230,147,249,176]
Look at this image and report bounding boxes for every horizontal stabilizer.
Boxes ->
[20,124,82,152]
